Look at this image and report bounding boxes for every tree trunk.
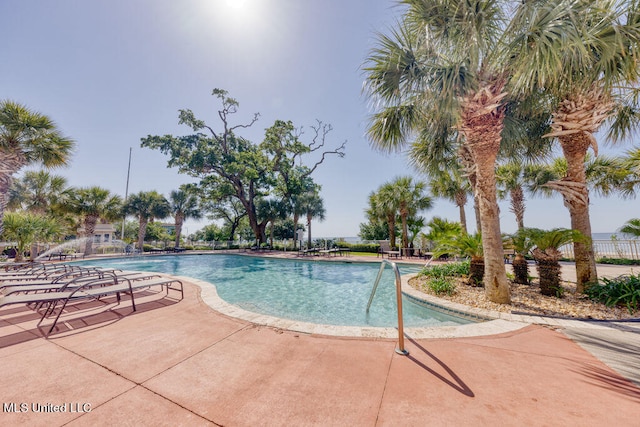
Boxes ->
[544,88,612,292]
[537,260,562,296]
[532,248,563,297]
[459,83,511,304]
[387,214,397,249]
[293,213,300,250]
[510,186,525,230]
[455,191,468,234]
[469,258,485,287]
[174,213,184,248]
[307,216,312,248]
[512,254,530,285]
[557,134,597,292]
[400,212,409,251]
[269,221,274,247]
[137,217,148,252]
[0,153,24,236]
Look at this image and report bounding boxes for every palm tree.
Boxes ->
[368,184,399,249]
[256,198,287,247]
[364,1,513,303]
[619,219,640,238]
[289,177,316,250]
[623,146,640,189]
[496,161,528,230]
[0,100,74,235]
[169,185,202,249]
[427,167,471,234]
[123,191,170,252]
[507,0,640,291]
[298,190,325,249]
[64,187,123,255]
[505,229,535,285]
[1,211,63,262]
[390,176,432,251]
[8,170,68,215]
[526,228,584,297]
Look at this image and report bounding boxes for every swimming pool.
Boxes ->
[75,254,472,328]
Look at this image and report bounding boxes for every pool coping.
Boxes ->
[178,273,535,339]
[180,269,636,339]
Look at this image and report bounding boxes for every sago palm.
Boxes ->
[505,229,535,285]
[527,228,584,297]
[434,233,484,286]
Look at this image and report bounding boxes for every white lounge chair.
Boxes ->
[0,275,183,337]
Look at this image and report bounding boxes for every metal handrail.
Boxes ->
[366,260,409,356]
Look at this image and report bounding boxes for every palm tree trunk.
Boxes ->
[544,88,612,292]
[459,84,511,304]
[0,172,15,237]
[387,214,397,249]
[400,212,409,251]
[512,254,530,285]
[556,134,597,293]
[469,257,485,287]
[307,216,312,248]
[137,217,148,252]
[532,248,564,297]
[293,213,300,250]
[455,191,468,234]
[0,152,25,236]
[174,213,184,248]
[510,186,525,230]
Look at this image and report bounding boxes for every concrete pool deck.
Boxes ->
[0,254,639,425]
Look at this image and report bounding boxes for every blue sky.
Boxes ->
[1,0,637,238]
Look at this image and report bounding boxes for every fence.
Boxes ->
[560,239,640,260]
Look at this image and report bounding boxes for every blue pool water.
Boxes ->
[75,254,472,328]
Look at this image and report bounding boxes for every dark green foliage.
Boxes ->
[586,274,640,314]
[358,220,393,241]
[331,242,380,253]
[597,257,640,266]
[427,277,457,296]
[418,261,470,278]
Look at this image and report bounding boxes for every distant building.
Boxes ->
[158,222,175,234]
[77,223,117,243]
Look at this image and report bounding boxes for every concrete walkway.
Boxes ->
[1,266,639,426]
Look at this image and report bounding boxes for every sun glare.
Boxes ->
[225,0,247,10]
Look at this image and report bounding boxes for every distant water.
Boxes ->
[323,234,633,243]
[592,232,630,240]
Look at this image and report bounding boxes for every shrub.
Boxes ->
[418,261,470,278]
[585,274,640,314]
[333,242,380,253]
[427,277,457,296]
[597,257,640,266]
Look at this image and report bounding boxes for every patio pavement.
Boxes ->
[0,254,639,426]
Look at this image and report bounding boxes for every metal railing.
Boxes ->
[366,260,409,356]
[559,239,640,260]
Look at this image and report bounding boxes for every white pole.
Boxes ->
[121,147,132,240]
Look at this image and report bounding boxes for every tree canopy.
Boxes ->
[141,89,345,244]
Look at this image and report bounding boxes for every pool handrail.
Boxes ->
[366,260,408,356]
